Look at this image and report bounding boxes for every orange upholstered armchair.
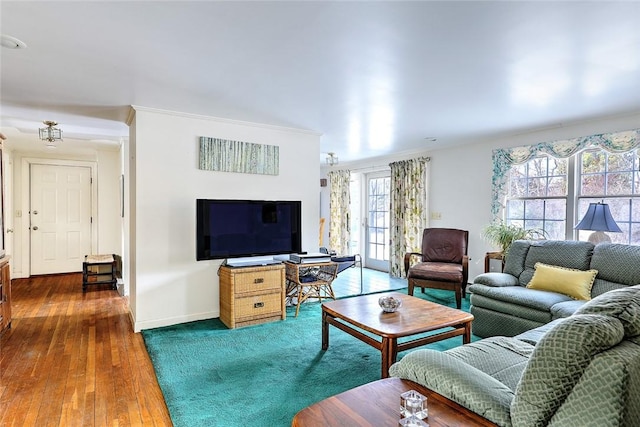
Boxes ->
[404,228,469,309]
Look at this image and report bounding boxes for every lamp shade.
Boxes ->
[575,202,622,232]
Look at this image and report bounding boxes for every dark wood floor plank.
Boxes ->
[0,273,173,426]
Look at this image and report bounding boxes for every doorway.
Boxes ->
[27,161,95,275]
[364,172,390,271]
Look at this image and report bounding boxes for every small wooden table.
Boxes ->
[292,377,497,427]
[322,292,474,378]
[484,251,505,273]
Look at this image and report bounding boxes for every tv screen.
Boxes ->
[196,199,302,260]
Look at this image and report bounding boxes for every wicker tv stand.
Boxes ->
[218,264,286,328]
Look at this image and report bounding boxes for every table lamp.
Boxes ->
[574,202,622,244]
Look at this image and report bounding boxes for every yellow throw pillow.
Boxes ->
[526,262,598,301]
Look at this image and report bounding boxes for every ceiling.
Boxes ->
[2,1,640,162]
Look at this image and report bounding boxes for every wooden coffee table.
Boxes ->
[321,292,473,378]
[292,377,497,426]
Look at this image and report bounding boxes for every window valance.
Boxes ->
[491,129,640,218]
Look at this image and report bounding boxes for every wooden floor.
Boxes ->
[0,273,172,426]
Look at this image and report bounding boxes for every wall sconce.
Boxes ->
[574,202,622,244]
[326,152,338,166]
[39,120,63,146]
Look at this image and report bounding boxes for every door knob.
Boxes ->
[32,226,38,231]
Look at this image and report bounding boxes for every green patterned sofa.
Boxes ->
[389,286,640,427]
[468,240,640,338]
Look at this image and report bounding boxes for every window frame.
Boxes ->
[505,155,570,240]
[575,148,640,244]
[504,148,640,244]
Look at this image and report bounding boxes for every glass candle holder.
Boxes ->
[379,295,402,312]
[400,390,428,420]
[398,416,429,427]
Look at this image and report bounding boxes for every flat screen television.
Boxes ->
[196,199,302,261]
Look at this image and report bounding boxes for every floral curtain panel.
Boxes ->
[491,128,640,219]
[328,170,351,255]
[389,157,430,277]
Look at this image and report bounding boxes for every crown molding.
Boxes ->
[127,105,322,137]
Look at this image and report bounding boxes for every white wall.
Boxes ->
[427,142,497,278]
[96,150,123,254]
[325,112,640,281]
[128,107,321,331]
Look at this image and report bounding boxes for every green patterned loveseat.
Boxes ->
[468,240,640,338]
[389,286,640,427]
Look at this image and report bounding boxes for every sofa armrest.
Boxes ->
[473,272,519,287]
[389,349,514,427]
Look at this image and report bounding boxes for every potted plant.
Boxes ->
[482,221,545,255]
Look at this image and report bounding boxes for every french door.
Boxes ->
[364,172,390,271]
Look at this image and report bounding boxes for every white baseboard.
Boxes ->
[133,310,219,333]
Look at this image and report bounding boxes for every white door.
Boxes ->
[364,172,391,272]
[30,164,92,275]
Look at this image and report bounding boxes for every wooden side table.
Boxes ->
[285,261,338,317]
[83,254,118,292]
[484,251,504,273]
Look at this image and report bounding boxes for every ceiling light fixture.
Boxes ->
[39,120,63,146]
[326,152,339,166]
[1,34,27,49]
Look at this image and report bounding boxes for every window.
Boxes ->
[505,148,640,244]
[506,156,568,240]
[577,149,640,244]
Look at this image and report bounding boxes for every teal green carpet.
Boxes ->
[142,288,472,427]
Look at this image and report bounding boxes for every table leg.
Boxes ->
[463,321,472,344]
[296,285,306,317]
[322,310,329,350]
[381,337,397,379]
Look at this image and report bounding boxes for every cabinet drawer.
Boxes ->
[234,270,282,294]
[235,292,282,320]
